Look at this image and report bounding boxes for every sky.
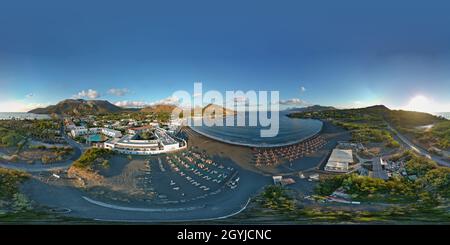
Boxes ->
[0,0,450,113]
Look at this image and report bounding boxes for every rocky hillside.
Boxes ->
[29,99,123,116]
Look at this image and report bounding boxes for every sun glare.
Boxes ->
[405,95,438,113]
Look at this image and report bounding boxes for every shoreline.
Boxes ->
[187,120,324,148]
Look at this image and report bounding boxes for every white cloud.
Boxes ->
[300,86,306,92]
[397,95,450,113]
[148,96,181,106]
[115,96,181,108]
[114,100,148,108]
[107,88,130,96]
[25,93,34,98]
[279,98,308,106]
[73,89,101,99]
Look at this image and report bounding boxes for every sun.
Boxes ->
[405,95,434,113]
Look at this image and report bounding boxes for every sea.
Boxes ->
[190,111,323,147]
[438,112,450,119]
[0,112,51,120]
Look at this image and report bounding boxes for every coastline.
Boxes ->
[188,119,324,148]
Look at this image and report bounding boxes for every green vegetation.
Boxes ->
[74,136,87,143]
[156,112,171,123]
[101,159,110,169]
[139,131,156,140]
[0,119,63,149]
[72,148,113,169]
[0,131,26,147]
[289,105,448,149]
[289,105,400,148]
[430,121,450,149]
[350,127,399,148]
[243,179,450,223]
[316,152,449,206]
[259,185,296,212]
[403,120,450,150]
[294,205,450,223]
[316,174,414,203]
[0,168,31,212]
[387,109,444,128]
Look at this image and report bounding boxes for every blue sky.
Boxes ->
[1,0,450,112]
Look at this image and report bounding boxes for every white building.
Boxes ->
[70,127,122,138]
[100,128,122,138]
[104,128,186,155]
[272,176,282,185]
[324,149,353,173]
[70,126,88,137]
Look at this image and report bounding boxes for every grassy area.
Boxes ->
[0,120,62,146]
[316,152,449,206]
[289,105,450,150]
[401,120,450,151]
[233,180,450,224]
[0,168,31,212]
[259,185,296,212]
[72,148,113,170]
[289,106,401,148]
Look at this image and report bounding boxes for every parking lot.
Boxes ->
[135,149,238,204]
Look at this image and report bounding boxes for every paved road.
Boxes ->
[0,125,84,172]
[387,124,450,167]
[21,166,270,222]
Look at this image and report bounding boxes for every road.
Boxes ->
[21,165,270,222]
[1,123,271,222]
[387,124,450,167]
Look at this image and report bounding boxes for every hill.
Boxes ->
[29,99,123,116]
[288,104,444,127]
[140,103,235,118]
[140,104,178,114]
[200,103,236,117]
[285,105,336,113]
[288,104,447,149]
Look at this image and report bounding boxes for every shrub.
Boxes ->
[73,148,112,169]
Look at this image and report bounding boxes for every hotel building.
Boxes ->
[104,128,186,155]
[70,127,122,138]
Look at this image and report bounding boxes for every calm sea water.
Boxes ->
[0,112,51,120]
[190,111,323,147]
[438,112,450,119]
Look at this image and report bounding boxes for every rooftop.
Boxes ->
[328,149,353,163]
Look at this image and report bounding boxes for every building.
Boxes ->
[272,176,295,185]
[100,128,122,138]
[104,128,186,155]
[324,149,353,172]
[272,176,282,185]
[70,126,88,137]
[70,127,122,138]
[128,125,153,135]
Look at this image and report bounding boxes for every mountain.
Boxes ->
[285,105,336,113]
[140,104,178,114]
[288,104,446,128]
[200,103,236,116]
[29,99,123,116]
[386,108,446,127]
[140,103,235,118]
